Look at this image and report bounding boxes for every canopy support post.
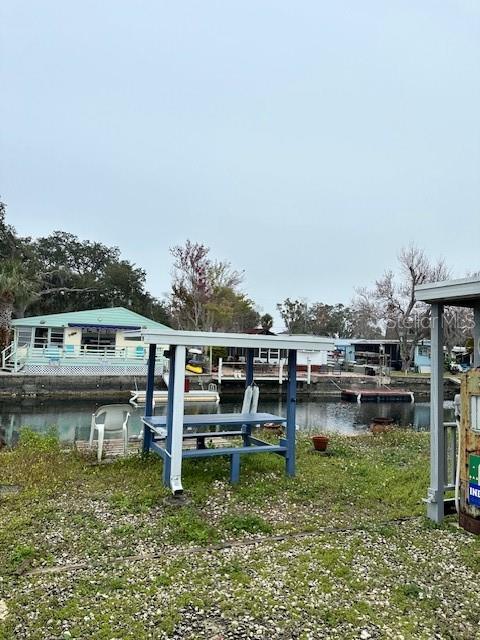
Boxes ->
[142,343,156,455]
[427,303,445,523]
[169,345,186,494]
[163,346,176,486]
[286,349,297,476]
[246,348,254,385]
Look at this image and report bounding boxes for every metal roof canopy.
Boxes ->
[132,328,335,351]
[139,328,334,496]
[416,276,480,307]
[11,307,171,331]
[415,276,480,526]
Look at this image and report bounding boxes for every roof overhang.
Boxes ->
[415,276,480,308]
[69,323,141,330]
[128,328,335,351]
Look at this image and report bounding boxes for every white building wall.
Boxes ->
[297,350,328,366]
[63,327,81,348]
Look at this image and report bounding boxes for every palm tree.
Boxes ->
[0,261,34,353]
[260,313,274,333]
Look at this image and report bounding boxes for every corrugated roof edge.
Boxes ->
[130,328,335,351]
[415,277,480,305]
[11,307,172,330]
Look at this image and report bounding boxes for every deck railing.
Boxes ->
[2,343,166,372]
[1,343,15,370]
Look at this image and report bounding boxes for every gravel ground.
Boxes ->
[1,429,480,639]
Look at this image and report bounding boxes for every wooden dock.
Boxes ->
[341,388,414,403]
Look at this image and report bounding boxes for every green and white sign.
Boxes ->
[468,455,480,507]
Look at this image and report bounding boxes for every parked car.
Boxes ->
[450,362,470,373]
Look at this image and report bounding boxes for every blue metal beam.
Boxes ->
[230,453,240,484]
[142,343,157,454]
[246,348,254,386]
[286,349,297,476]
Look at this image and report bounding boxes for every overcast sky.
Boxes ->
[1,1,479,317]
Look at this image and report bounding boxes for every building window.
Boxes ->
[259,348,280,362]
[81,328,116,348]
[34,327,49,347]
[50,328,64,346]
[418,346,431,358]
[17,328,32,347]
[32,327,64,348]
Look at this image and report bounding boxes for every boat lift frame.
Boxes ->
[135,329,335,494]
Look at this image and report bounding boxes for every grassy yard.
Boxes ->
[1,429,480,639]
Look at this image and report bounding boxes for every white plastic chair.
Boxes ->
[89,404,132,462]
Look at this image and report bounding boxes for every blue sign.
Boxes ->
[468,482,480,507]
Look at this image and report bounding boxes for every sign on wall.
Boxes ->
[468,454,480,508]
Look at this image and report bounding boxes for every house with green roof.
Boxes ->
[2,307,171,374]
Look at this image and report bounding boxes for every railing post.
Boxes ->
[218,358,223,384]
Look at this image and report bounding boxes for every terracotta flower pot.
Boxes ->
[312,435,329,452]
[369,417,394,434]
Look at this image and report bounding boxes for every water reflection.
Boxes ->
[0,397,455,447]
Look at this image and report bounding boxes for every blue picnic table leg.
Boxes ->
[286,349,297,476]
[142,343,157,455]
[163,346,176,486]
[230,453,241,484]
[242,348,255,446]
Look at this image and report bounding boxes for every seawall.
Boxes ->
[0,373,459,401]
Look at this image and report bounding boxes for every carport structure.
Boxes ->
[415,277,480,523]
[134,328,334,494]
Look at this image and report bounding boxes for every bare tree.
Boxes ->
[373,245,450,371]
[350,287,383,338]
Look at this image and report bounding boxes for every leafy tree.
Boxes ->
[277,299,355,336]
[308,302,354,337]
[0,261,35,351]
[260,313,274,332]
[168,240,254,331]
[276,298,309,334]
[0,201,172,329]
[206,287,259,332]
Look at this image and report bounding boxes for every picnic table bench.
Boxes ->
[142,412,288,483]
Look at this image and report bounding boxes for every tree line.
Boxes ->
[0,200,477,369]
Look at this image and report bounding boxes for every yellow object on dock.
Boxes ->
[186,364,203,374]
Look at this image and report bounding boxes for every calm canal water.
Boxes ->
[0,396,455,447]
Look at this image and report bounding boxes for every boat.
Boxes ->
[341,388,414,403]
[129,386,220,407]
